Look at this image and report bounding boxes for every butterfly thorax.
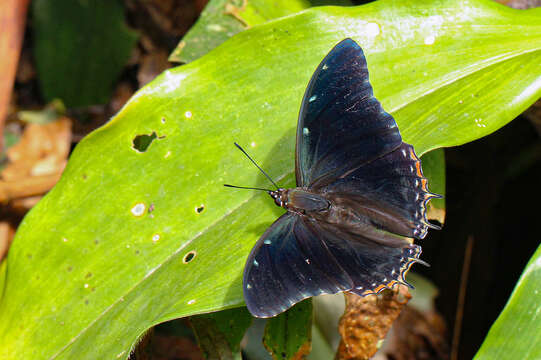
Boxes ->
[269,188,330,214]
[269,188,408,247]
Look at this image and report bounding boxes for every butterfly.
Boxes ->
[231,38,441,318]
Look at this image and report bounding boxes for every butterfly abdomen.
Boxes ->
[311,198,410,248]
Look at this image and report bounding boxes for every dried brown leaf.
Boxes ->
[337,286,411,360]
[0,116,71,201]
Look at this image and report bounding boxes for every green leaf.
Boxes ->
[475,243,541,359]
[190,307,252,359]
[0,260,6,301]
[169,0,353,63]
[169,0,246,63]
[234,0,351,26]
[264,300,313,359]
[420,149,446,223]
[1,0,540,359]
[33,0,138,107]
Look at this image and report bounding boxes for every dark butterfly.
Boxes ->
[232,38,441,318]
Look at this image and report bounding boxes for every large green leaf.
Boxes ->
[475,243,541,359]
[1,0,540,359]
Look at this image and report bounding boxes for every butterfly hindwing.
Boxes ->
[295,38,402,188]
[304,220,422,296]
[243,213,351,318]
[320,142,440,239]
[243,213,423,318]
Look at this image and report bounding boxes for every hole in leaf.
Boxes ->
[132,132,158,152]
[195,204,205,213]
[183,251,197,264]
[131,203,146,217]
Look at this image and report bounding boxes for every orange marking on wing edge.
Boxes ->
[409,148,419,161]
[415,161,423,177]
[421,178,428,191]
[360,280,399,296]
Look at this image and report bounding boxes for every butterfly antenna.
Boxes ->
[224,184,274,192]
[233,142,280,190]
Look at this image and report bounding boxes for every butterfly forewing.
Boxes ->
[295,39,402,188]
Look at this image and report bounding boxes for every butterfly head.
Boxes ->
[269,189,288,208]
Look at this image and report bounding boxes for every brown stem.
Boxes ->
[0,0,30,151]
